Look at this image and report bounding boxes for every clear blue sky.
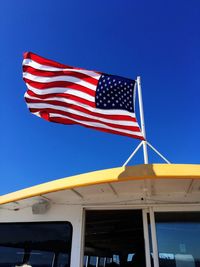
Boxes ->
[0,0,200,194]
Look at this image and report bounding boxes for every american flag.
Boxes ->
[23,52,144,139]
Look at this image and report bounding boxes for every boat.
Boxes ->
[0,163,200,267]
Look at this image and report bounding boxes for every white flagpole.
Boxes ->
[123,76,170,166]
[137,76,148,164]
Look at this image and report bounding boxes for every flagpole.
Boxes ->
[137,76,148,164]
[123,76,170,166]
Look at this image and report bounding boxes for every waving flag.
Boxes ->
[23,52,144,139]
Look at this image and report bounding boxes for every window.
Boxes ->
[155,212,200,267]
[83,210,146,267]
[0,222,72,267]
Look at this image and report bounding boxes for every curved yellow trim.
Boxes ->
[0,164,200,205]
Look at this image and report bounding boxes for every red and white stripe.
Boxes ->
[23,52,144,139]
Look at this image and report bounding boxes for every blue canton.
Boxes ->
[95,74,135,113]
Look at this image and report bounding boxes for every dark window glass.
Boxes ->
[57,253,70,267]
[29,250,54,266]
[99,257,105,267]
[155,212,200,267]
[0,222,72,267]
[0,246,23,265]
[84,210,146,267]
[89,256,97,267]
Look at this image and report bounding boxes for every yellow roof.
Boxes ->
[0,164,200,205]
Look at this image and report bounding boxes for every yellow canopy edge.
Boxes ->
[0,164,200,205]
